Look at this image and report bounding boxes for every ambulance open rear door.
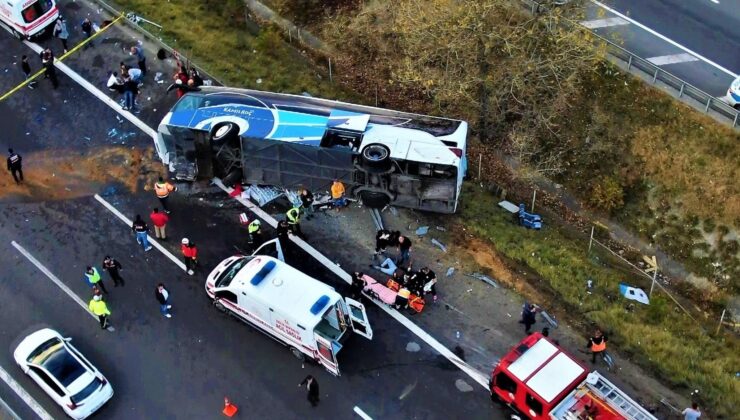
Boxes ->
[314,333,341,376]
[344,297,373,339]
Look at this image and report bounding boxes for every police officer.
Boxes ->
[88,295,111,329]
[286,206,304,239]
[247,219,263,251]
[7,149,23,184]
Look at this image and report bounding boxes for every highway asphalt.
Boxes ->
[0,2,502,419]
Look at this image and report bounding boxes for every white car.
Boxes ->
[13,328,113,419]
[727,75,740,109]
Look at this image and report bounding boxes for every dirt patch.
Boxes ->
[0,146,164,202]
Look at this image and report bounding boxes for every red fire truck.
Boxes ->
[490,333,657,420]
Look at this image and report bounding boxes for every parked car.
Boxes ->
[13,328,113,419]
[727,75,740,109]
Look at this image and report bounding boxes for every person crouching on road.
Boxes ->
[88,295,111,329]
[84,266,108,294]
[181,238,197,275]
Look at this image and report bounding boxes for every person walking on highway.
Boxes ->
[132,214,153,252]
[53,17,70,53]
[299,188,314,220]
[102,256,124,287]
[587,328,608,364]
[520,303,537,334]
[130,45,147,76]
[20,55,37,89]
[7,149,23,184]
[155,283,172,318]
[395,235,412,268]
[84,266,108,294]
[153,177,176,213]
[682,402,701,420]
[149,207,169,240]
[88,295,111,329]
[81,18,93,44]
[298,375,320,407]
[286,206,305,239]
[181,238,197,275]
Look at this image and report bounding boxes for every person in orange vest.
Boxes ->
[330,179,346,212]
[587,328,608,363]
[181,238,197,275]
[153,177,177,214]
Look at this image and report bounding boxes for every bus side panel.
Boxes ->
[240,137,355,191]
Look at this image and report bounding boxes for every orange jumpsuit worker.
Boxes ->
[331,179,346,211]
[154,177,176,214]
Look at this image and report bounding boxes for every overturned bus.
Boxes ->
[155,87,468,213]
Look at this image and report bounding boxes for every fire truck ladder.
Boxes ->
[587,373,657,420]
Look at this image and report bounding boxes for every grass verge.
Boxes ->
[459,184,739,417]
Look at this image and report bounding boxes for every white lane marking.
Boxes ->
[93,194,187,271]
[21,41,158,140]
[647,53,700,66]
[11,241,97,321]
[212,179,491,389]
[580,17,630,29]
[590,0,738,78]
[0,393,22,420]
[710,0,719,4]
[353,406,373,420]
[0,364,54,420]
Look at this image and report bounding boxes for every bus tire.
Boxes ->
[214,300,227,313]
[359,191,391,209]
[289,347,305,361]
[210,122,240,146]
[222,168,243,187]
[360,144,392,172]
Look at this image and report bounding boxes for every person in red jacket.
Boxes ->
[149,207,169,240]
[181,238,197,275]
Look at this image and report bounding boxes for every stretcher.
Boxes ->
[362,275,397,305]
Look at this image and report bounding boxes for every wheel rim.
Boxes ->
[364,146,388,161]
[215,124,232,138]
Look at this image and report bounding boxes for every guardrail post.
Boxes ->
[627,55,632,70]
[678,83,684,98]
[734,112,738,127]
[652,68,659,83]
[705,97,711,112]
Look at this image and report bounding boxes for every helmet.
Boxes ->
[252,220,261,226]
[181,238,189,245]
[93,295,101,301]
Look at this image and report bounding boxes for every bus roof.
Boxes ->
[163,86,467,163]
[230,256,340,328]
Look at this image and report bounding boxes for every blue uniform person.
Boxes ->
[7,149,23,184]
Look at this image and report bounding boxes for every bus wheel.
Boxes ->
[360,144,392,172]
[210,122,240,146]
[360,191,391,209]
[290,347,305,361]
[214,300,227,313]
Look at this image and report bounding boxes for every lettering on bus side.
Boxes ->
[275,319,302,341]
[223,107,254,117]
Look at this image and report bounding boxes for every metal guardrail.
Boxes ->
[518,0,739,128]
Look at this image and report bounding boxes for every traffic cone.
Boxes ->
[222,397,238,417]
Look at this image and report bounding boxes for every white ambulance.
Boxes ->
[205,239,373,376]
[0,0,58,40]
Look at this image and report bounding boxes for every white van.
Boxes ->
[0,0,58,40]
[205,239,373,376]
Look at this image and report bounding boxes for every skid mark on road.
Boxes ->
[580,17,630,29]
[647,53,700,66]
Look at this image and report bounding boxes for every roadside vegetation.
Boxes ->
[110,0,739,416]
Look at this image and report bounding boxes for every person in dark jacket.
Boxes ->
[155,283,172,318]
[298,375,320,407]
[520,303,538,334]
[122,75,138,111]
[587,328,608,363]
[419,266,438,302]
[132,214,152,251]
[7,149,23,184]
[276,219,292,259]
[39,48,58,89]
[374,229,392,256]
[299,188,314,220]
[395,235,412,268]
[102,256,124,287]
[350,272,365,300]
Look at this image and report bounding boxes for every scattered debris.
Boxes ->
[467,273,499,288]
[540,310,559,329]
[431,238,447,252]
[107,128,118,137]
[405,342,420,352]
[388,206,398,216]
[446,267,455,277]
[246,185,283,206]
[619,283,650,305]
[154,72,163,82]
[454,379,474,393]
[435,226,446,231]
[415,226,429,236]
[398,381,417,400]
